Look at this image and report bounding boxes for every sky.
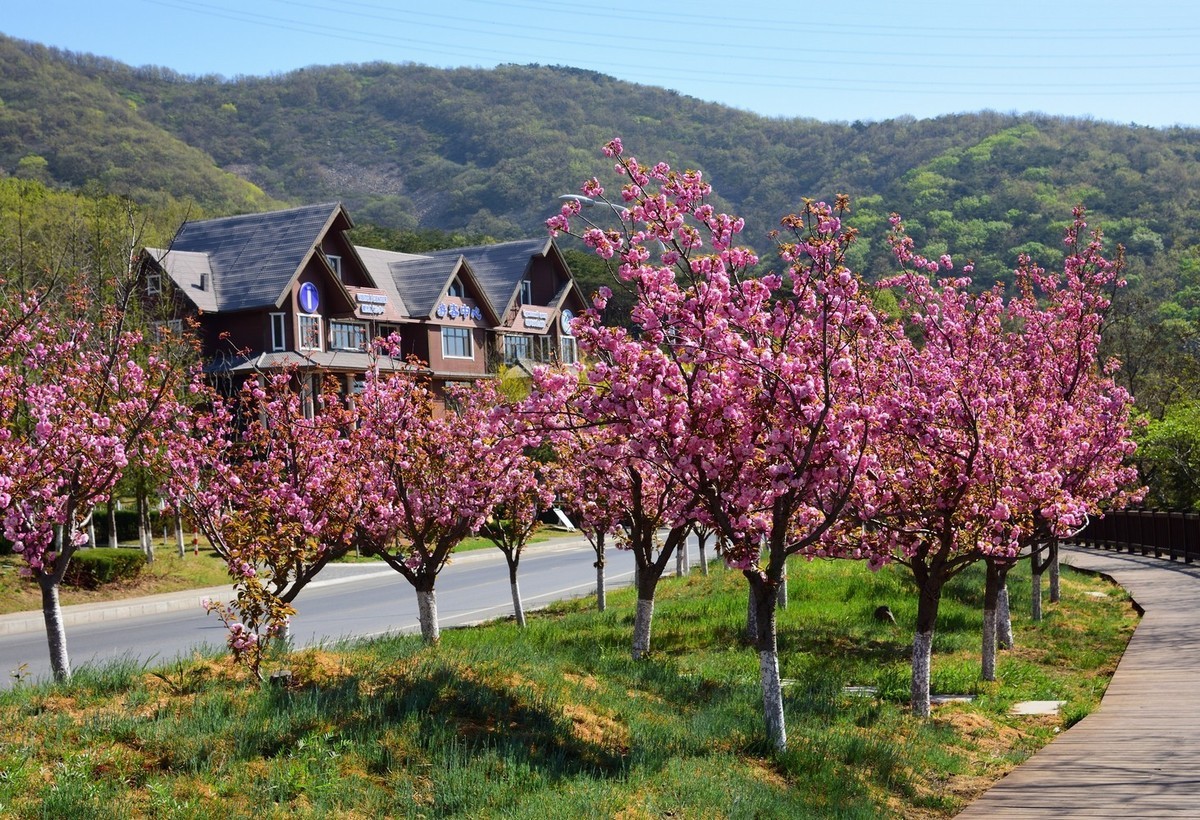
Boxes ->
[4,0,1200,128]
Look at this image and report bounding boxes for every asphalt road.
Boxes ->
[0,535,706,688]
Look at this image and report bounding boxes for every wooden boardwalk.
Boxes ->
[957,546,1200,818]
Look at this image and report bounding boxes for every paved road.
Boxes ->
[0,535,704,687]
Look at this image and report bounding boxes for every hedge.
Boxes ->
[63,548,147,589]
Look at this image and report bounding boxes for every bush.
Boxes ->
[64,548,147,589]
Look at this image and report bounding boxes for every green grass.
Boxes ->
[0,557,1136,818]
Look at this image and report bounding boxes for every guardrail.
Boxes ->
[1067,509,1200,563]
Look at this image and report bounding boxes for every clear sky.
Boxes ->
[5,0,1200,128]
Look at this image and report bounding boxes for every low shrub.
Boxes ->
[64,548,147,589]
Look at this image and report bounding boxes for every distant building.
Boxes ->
[141,202,588,411]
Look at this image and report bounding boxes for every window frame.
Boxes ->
[441,326,474,359]
[330,320,368,351]
[298,314,323,352]
[270,312,287,351]
[519,279,534,305]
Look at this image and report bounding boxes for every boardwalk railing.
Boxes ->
[1067,509,1200,563]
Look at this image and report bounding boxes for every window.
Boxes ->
[559,336,578,365]
[442,326,473,359]
[504,334,531,363]
[152,319,184,343]
[326,253,342,277]
[519,279,534,305]
[330,320,368,351]
[270,313,287,351]
[533,335,554,363]
[298,315,322,351]
[448,278,465,298]
[146,271,161,295]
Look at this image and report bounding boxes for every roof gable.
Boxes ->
[421,237,550,318]
[166,202,346,312]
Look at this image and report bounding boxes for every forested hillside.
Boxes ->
[5,32,1200,502]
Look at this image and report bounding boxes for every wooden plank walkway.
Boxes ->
[957,546,1200,818]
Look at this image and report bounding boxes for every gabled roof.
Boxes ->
[163,202,347,313]
[420,237,551,318]
[143,248,218,313]
[352,245,422,318]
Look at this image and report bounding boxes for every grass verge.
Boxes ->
[0,557,1136,818]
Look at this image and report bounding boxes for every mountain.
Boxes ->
[3,33,1200,290]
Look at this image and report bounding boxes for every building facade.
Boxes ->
[142,202,589,410]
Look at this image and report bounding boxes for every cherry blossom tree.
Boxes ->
[870,212,1140,715]
[0,296,188,682]
[352,371,509,644]
[475,388,555,628]
[163,370,360,678]
[546,141,891,750]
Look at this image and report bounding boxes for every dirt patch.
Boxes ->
[562,702,630,751]
[562,672,600,691]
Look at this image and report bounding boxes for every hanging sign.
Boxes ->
[298,282,320,314]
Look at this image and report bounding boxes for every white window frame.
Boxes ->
[326,253,342,277]
[298,314,323,352]
[146,271,161,295]
[519,279,534,305]
[441,326,473,359]
[559,335,578,365]
[270,312,287,351]
[448,278,465,298]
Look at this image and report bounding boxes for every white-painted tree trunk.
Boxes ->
[759,648,787,752]
[912,630,934,718]
[631,598,654,660]
[676,541,685,577]
[417,589,440,644]
[982,606,997,681]
[174,510,185,558]
[510,580,527,628]
[698,538,709,576]
[997,585,1013,649]
[776,562,788,610]
[595,560,606,613]
[87,515,96,548]
[107,503,118,549]
[40,576,71,683]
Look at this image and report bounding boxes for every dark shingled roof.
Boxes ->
[421,238,550,318]
[387,254,463,318]
[168,202,343,312]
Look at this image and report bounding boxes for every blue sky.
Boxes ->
[5,0,1200,127]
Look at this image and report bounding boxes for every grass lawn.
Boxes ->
[0,556,1136,818]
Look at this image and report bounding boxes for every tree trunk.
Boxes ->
[505,554,526,628]
[982,561,1003,682]
[138,493,154,565]
[747,571,786,751]
[631,598,654,660]
[911,577,943,719]
[107,500,118,549]
[174,508,185,559]
[698,532,709,577]
[87,512,96,548]
[277,617,292,649]
[39,574,71,683]
[676,539,685,577]
[1049,540,1061,603]
[776,561,788,610]
[997,583,1014,649]
[595,553,607,613]
[417,589,440,644]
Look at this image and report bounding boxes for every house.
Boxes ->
[142,202,589,410]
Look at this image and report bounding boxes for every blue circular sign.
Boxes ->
[299,282,320,314]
